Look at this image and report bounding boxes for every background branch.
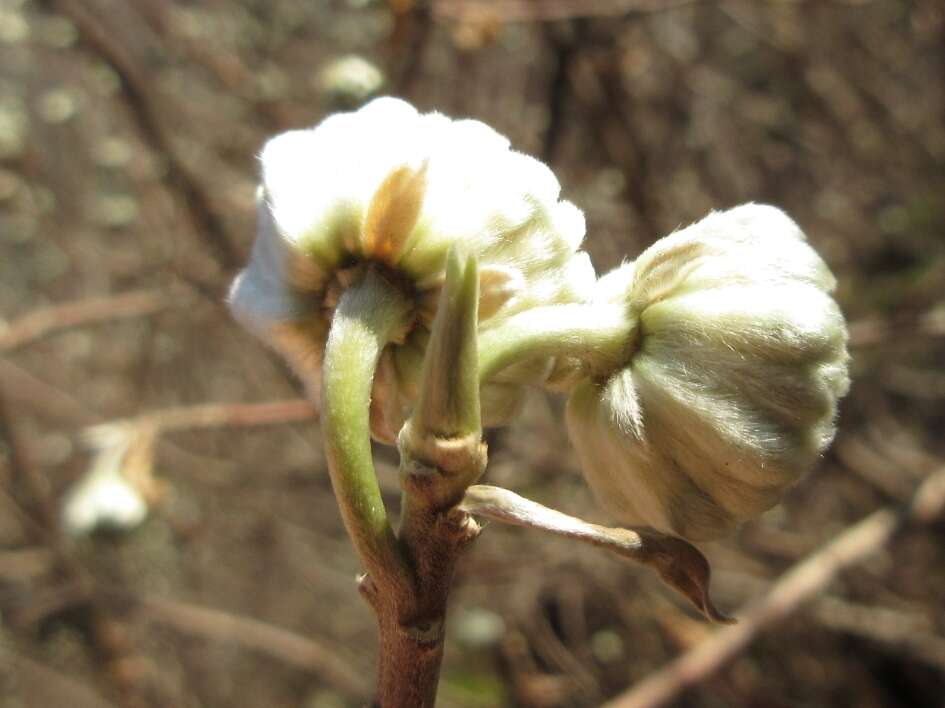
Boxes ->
[602,465,945,708]
[43,0,240,273]
[1,291,170,353]
[89,399,316,436]
[133,595,370,701]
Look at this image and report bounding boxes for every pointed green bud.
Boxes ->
[412,247,481,440]
[399,248,486,509]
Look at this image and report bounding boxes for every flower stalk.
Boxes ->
[320,267,414,598]
[373,249,484,706]
[322,250,485,706]
[478,301,633,384]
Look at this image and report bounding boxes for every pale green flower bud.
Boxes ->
[230,97,594,442]
[566,204,850,541]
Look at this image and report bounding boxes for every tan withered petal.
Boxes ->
[229,97,593,442]
[362,162,428,265]
[476,265,524,320]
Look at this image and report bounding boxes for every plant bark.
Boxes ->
[363,498,480,707]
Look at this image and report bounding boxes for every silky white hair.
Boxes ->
[567,204,850,541]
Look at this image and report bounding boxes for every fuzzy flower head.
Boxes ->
[230,97,593,441]
[566,204,850,541]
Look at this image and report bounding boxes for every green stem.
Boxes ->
[478,302,633,383]
[379,250,485,707]
[321,268,413,596]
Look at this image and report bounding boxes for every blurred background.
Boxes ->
[1,0,944,706]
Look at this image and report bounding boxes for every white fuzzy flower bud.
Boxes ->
[230,97,594,442]
[566,204,850,541]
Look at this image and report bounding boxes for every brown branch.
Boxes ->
[0,360,238,489]
[0,387,166,707]
[0,385,58,532]
[848,306,945,348]
[568,49,660,243]
[0,648,119,708]
[44,0,240,271]
[0,548,55,581]
[387,0,434,94]
[601,465,945,708]
[811,597,945,671]
[59,400,315,518]
[134,595,370,701]
[716,569,945,672]
[434,0,876,23]
[0,291,169,352]
[84,399,315,438]
[0,360,104,427]
[433,0,703,23]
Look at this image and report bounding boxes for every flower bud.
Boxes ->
[230,97,593,442]
[319,55,385,109]
[566,204,850,541]
[62,424,150,536]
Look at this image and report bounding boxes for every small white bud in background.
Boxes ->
[566,204,850,541]
[61,423,159,537]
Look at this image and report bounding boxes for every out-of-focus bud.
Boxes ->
[61,423,156,536]
[566,204,850,541]
[230,97,594,442]
[318,55,385,109]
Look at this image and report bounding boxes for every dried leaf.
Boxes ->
[461,485,734,624]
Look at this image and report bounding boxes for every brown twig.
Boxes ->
[0,548,55,581]
[0,386,58,532]
[811,597,945,671]
[139,399,315,432]
[81,400,315,440]
[433,0,703,23]
[0,360,105,427]
[541,22,578,163]
[58,400,315,513]
[601,465,945,708]
[0,388,165,707]
[43,0,240,271]
[0,648,119,708]
[568,50,660,243]
[388,0,434,94]
[0,359,240,488]
[133,595,370,701]
[434,0,880,23]
[0,291,169,352]
[847,306,945,348]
